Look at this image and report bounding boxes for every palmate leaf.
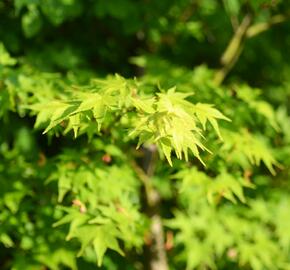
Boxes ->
[131,88,229,166]
[35,248,77,270]
[32,77,229,166]
[49,161,143,266]
[208,171,251,204]
[53,208,124,266]
[64,114,81,138]
[167,192,290,270]
[176,167,253,204]
[91,225,124,266]
[31,100,80,132]
[193,103,230,140]
[221,129,279,174]
[72,224,124,266]
[237,85,279,130]
[30,75,133,136]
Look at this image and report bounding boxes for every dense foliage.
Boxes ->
[1,0,290,269]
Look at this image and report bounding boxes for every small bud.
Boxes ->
[165,231,174,251]
[102,154,112,164]
[80,205,87,213]
[227,248,238,260]
[72,199,82,207]
[37,152,46,166]
[72,199,87,213]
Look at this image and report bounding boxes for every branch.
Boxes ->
[131,146,169,270]
[246,14,288,38]
[213,13,289,86]
[213,14,252,86]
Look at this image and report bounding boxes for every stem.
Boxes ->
[246,14,288,38]
[214,12,289,86]
[131,146,168,270]
[214,14,252,86]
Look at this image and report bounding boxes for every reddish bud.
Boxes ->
[102,154,112,164]
[227,248,238,260]
[72,199,87,213]
[165,231,174,251]
[37,152,47,167]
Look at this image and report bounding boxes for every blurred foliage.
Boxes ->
[0,0,290,269]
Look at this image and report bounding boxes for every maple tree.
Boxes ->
[0,1,290,270]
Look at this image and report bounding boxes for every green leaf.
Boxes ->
[131,89,229,166]
[92,225,124,266]
[0,43,17,66]
[75,93,102,112]
[222,129,279,174]
[58,172,72,202]
[0,234,14,248]
[64,114,81,138]
[22,6,42,37]
[193,103,230,139]
[131,96,155,113]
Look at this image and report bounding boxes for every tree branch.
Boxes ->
[213,13,289,86]
[213,14,252,86]
[246,14,288,38]
[131,146,168,270]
